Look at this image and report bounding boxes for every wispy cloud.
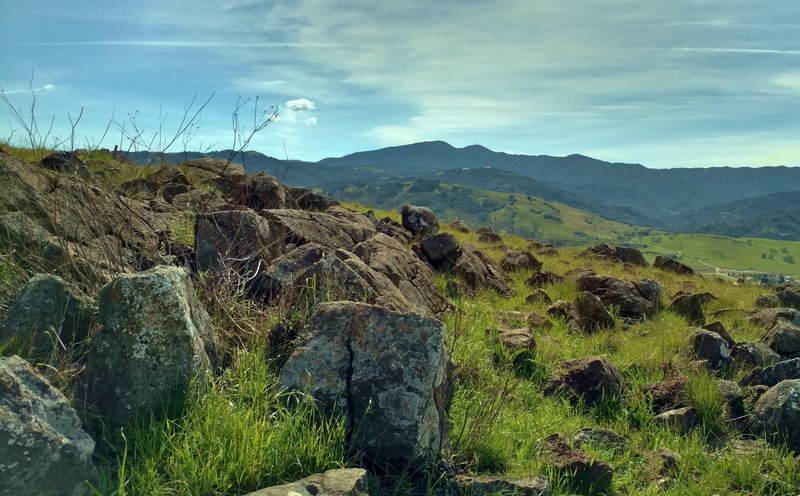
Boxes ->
[1,84,55,95]
[0,40,348,48]
[671,47,800,56]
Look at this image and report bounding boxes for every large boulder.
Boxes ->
[642,376,688,414]
[669,292,706,325]
[573,292,615,333]
[653,256,694,275]
[688,329,733,372]
[82,266,217,426]
[453,244,513,295]
[762,319,800,355]
[420,233,460,270]
[543,356,626,405]
[279,302,450,471]
[39,151,89,176]
[243,468,368,496]
[525,271,564,288]
[1,274,95,360]
[751,379,800,451]
[0,355,95,495]
[750,308,800,328]
[231,171,289,210]
[260,208,376,258]
[576,273,659,323]
[401,204,439,237]
[731,342,782,369]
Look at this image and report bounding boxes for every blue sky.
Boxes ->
[1,0,799,167]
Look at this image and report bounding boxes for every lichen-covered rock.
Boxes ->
[1,274,95,360]
[750,308,800,328]
[82,266,217,426]
[574,292,615,333]
[401,204,439,237]
[260,208,376,258]
[453,475,550,496]
[740,358,800,388]
[453,244,513,295]
[543,356,626,405]
[653,406,699,432]
[731,342,782,369]
[688,329,733,372]
[577,273,659,323]
[525,271,564,288]
[500,250,542,273]
[752,379,800,451]
[669,292,706,326]
[243,468,368,496]
[195,209,271,271]
[420,233,459,270]
[0,355,95,495]
[279,302,449,471]
[762,319,800,355]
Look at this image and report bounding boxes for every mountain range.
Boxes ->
[126,141,800,241]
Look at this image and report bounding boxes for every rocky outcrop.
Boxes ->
[653,256,694,275]
[453,244,513,295]
[751,379,800,451]
[543,356,626,405]
[740,358,800,388]
[580,244,647,266]
[0,355,95,495]
[749,308,800,328]
[1,274,95,360]
[82,266,217,426]
[576,272,660,323]
[195,209,271,271]
[260,208,377,258]
[401,204,439,237]
[279,302,450,471]
[731,342,782,369]
[243,468,368,496]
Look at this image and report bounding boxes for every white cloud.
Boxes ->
[306,116,317,125]
[1,84,56,95]
[284,98,316,111]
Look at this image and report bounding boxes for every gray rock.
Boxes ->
[653,406,699,432]
[279,302,449,471]
[572,427,628,449]
[580,244,648,266]
[688,329,733,372]
[195,209,271,271]
[702,321,736,348]
[453,244,513,296]
[574,292,615,333]
[750,308,800,328]
[670,292,706,326]
[454,475,549,496]
[82,266,217,426]
[39,151,89,177]
[243,468,368,496]
[0,355,95,495]
[740,358,800,388]
[1,274,95,360]
[762,319,800,355]
[653,256,694,275]
[232,171,289,211]
[401,204,439,237]
[577,273,659,323]
[543,356,626,405]
[526,289,552,305]
[543,434,614,492]
[731,342,782,368]
[260,208,377,258]
[525,271,564,288]
[420,233,459,270]
[752,379,800,451]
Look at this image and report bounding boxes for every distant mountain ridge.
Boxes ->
[125,141,800,240]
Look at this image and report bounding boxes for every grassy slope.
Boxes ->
[2,147,798,495]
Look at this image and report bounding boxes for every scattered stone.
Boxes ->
[572,427,628,450]
[577,273,659,323]
[478,231,504,244]
[657,447,682,475]
[449,219,471,233]
[653,406,699,432]
[653,255,694,275]
[420,232,460,270]
[526,289,552,305]
[243,468,368,496]
[688,329,733,372]
[500,249,542,272]
[643,376,688,414]
[525,271,564,288]
[498,328,537,354]
[232,171,289,210]
[39,151,89,176]
[527,312,553,330]
[755,294,781,309]
[543,356,626,405]
[669,292,706,325]
[731,342,782,369]
[580,244,648,266]
[1,273,95,360]
[740,358,800,388]
[453,244,513,295]
[543,434,614,493]
[750,308,800,328]
[82,266,217,426]
[287,186,339,211]
[373,217,413,245]
[762,319,800,355]
[574,292,615,333]
[446,279,467,299]
[401,204,439,237]
[0,355,96,495]
[752,379,800,451]
[279,302,450,471]
[453,475,550,496]
[545,300,582,333]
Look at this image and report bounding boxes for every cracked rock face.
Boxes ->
[82,266,217,426]
[1,355,96,495]
[279,302,449,471]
